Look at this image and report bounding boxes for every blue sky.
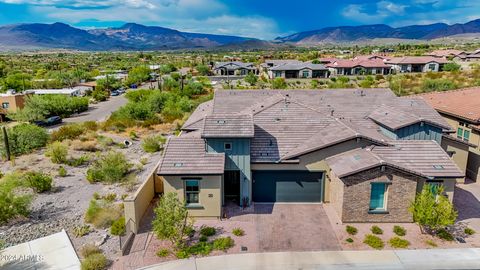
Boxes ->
[0,0,479,39]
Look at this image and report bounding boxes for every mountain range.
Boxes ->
[0,19,479,51]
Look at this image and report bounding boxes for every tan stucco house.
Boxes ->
[156,89,463,222]
[0,90,29,121]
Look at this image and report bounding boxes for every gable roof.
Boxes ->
[202,114,254,138]
[427,49,465,57]
[326,58,390,69]
[386,56,448,65]
[326,141,463,179]
[368,105,449,131]
[213,61,255,70]
[157,137,225,175]
[269,62,328,71]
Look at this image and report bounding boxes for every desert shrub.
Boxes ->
[73,140,98,152]
[51,124,84,142]
[421,78,456,92]
[73,225,92,237]
[84,199,123,229]
[80,244,101,258]
[86,151,132,183]
[232,227,245,237]
[11,95,88,122]
[67,154,90,167]
[200,226,216,237]
[271,78,287,89]
[389,237,410,248]
[58,166,67,177]
[156,249,170,257]
[465,227,476,235]
[346,225,358,235]
[213,237,235,251]
[371,225,383,235]
[0,186,31,225]
[110,217,126,236]
[92,89,108,102]
[81,253,108,270]
[45,142,68,164]
[140,157,148,165]
[175,250,190,259]
[363,234,384,249]
[199,235,208,242]
[425,239,437,247]
[346,238,354,243]
[24,171,52,193]
[436,228,454,241]
[82,121,98,131]
[443,62,461,72]
[93,192,101,200]
[141,135,166,153]
[103,193,117,202]
[0,123,49,157]
[393,225,406,236]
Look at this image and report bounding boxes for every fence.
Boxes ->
[119,219,136,255]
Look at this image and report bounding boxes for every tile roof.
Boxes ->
[180,88,449,163]
[157,137,225,175]
[327,140,464,178]
[269,62,328,71]
[213,62,255,70]
[427,49,465,57]
[326,58,390,69]
[368,105,448,130]
[386,56,448,65]
[202,114,254,138]
[413,87,480,127]
[183,100,213,130]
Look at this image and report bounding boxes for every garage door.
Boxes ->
[252,171,324,202]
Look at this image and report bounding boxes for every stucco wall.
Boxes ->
[327,170,344,218]
[124,172,157,234]
[416,178,456,202]
[340,167,419,223]
[163,174,222,218]
[441,137,469,183]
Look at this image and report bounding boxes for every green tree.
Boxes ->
[442,62,461,72]
[244,72,258,86]
[271,78,287,89]
[409,184,457,231]
[126,66,151,85]
[152,192,193,247]
[196,65,210,76]
[0,124,49,157]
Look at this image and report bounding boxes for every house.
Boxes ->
[415,87,480,182]
[326,58,391,76]
[386,56,448,73]
[212,62,258,76]
[29,86,91,96]
[266,61,329,79]
[156,88,463,223]
[453,50,480,62]
[427,49,466,59]
[0,90,29,121]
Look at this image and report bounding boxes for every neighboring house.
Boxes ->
[453,50,480,62]
[28,86,91,96]
[427,49,466,59]
[386,56,448,73]
[213,62,257,76]
[266,61,329,79]
[415,87,480,182]
[156,88,463,223]
[0,90,29,121]
[326,58,391,76]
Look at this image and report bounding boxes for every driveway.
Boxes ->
[253,204,340,252]
[64,95,127,124]
[454,181,480,240]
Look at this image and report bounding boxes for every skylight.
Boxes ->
[174,163,184,167]
[433,165,444,170]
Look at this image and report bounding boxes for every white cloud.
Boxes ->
[342,1,408,23]
[28,0,280,39]
[1,0,156,9]
[377,1,407,15]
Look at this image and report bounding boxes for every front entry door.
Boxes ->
[224,170,241,203]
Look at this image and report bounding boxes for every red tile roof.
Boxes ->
[386,56,448,65]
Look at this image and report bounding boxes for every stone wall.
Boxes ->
[340,167,421,223]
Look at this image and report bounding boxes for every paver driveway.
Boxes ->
[253,203,341,252]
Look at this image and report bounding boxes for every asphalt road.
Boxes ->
[63,95,127,124]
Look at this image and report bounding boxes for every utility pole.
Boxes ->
[2,126,11,161]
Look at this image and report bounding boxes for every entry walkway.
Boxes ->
[140,248,480,270]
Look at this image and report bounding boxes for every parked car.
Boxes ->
[34,116,62,127]
[110,90,120,96]
[116,88,126,94]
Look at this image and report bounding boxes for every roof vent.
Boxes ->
[330,109,335,116]
[353,155,361,160]
[433,165,444,170]
[174,163,183,167]
[275,117,281,122]
[216,120,226,124]
[269,139,273,146]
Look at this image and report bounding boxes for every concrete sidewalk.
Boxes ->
[139,248,480,270]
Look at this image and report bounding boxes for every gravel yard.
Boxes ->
[0,128,166,261]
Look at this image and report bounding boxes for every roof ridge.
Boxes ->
[157,136,172,173]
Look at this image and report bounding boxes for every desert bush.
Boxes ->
[436,228,454,241]
[82,121,98,131]
[363,234,384,249]
[346,238,354,243]
[11,95,88,122]
[141,135,166,153]
[110,217,126,236]
[421,78,456,92]
[84,199,123,229]
[92,89,108,102]
[67,154,90,167]
[465,227,476,235]
[443,62,461,72]
[86,151,132,183]
[0,123,49,157]
[213,237,235,251]
[389,237,410,248]
[346,225,358,235]
[58,166,67,177]
[393,225,406,236]
[232,227,245,237]
[371,225,383,235]
[46,142,68,164]
[73,225,92,237]
[103,193,116,202]
[0,183,31,225]
[271,78,287,89]
[200,226,216,237]
[80,244,102,258]
[51,124,84,142]
[425,239,437,247]
[73,140,98,152]
[81,253,108,270]
[156,249,170,257]
[23,171,52,193]
[199,235,208,242]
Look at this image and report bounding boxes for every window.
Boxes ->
[185,180,200,205]
[457,127,463,139]
[224,142,232,151]
[274,71,282,78]
[369,183,387,211]
[426,180,443,195]
[1,102,9,109]
[457,126,471,142]
[302,70,309,78]
[464,130,470,142]
[428,64,436,71]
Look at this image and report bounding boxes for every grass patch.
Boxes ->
[363,234,384,250]
[346,225,358,235]
[156,249,170,258]
[141,135,166,153]
[436,228,454,241]
[370,225,383,235]
[58,166,67,177]
[81,253,108,270]
[393,225,406,236]
[213,237,235,251]
[84,199,123,229]
[110,217,126,236]
[45,141,68,164]
[86,151,132,183]
[232,228,245,237]
[200,226,216,237]
[346,238,354,243]
[388,237,410,248]
[464,227,476,236]
[425,239,438,247]
[73,225,92,237]
[23,171,52,193]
